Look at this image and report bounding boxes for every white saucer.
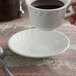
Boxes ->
[8,29,70,58]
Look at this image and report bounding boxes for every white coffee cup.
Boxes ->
[26,0,76,31]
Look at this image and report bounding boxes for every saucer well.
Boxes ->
[8,29,70,58]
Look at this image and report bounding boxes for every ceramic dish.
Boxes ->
[8,29,70,58]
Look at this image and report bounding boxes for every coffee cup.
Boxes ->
[26,0,76,31]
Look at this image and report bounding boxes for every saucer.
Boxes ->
[8,29,70,58]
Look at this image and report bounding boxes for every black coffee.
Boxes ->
[31,0,64,9]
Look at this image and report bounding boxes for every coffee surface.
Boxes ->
[31,0,64,9]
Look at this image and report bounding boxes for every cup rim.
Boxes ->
[26,0,70,11]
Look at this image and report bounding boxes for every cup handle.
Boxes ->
[64,3,76,19]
